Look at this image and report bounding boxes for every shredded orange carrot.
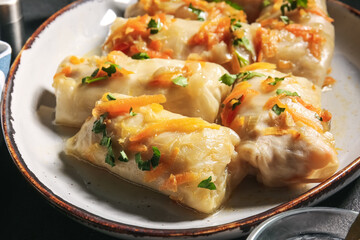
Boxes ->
[189,17,231,50]
[53,66,72,78]
[127,143,148,152]
[322,76,336,88]
[263,94,286,110]
[148,71,182,88]
[160,172,199,192]
[223,81,252,105]
[306,8,334,22]
[229,116,245,131]
[286,107,323,133]
[261,77,279,93]
[263,127,301,138]
[129,118,220,143]
[320,110,332,122]
[240,62,276,72]
[69,56,85,65]
[93,94,166,118]
[221,82,259,126]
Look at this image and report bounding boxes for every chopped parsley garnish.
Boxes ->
[281,0,308,16]
[238,71,265,81]
[131,52,150,60]
[129,107,137,116]
[147,18,162,34]
[92,113,108,134]
[118,150,129,162]
[272,104,286,115]
[224,0,242,10]
[206,0,243,10]
[198,176,217,190]
[82,62,121,84]
[230,18,242,32]
[234,50,249,67]
[268,76,285,86]
[218,71,264,86]
[106,93,116,101]
[280,15,290,24]
[263,0,271,7]
[172,76,188,87]
[276,89,299,96]
[219,73,237,86]
[102,62,121,77]
[315,113,323,121]
[150,146,161,168]
[92,112,127,167]
[233,37,255,56]
[135,147,161,171]
[189,3,206,21]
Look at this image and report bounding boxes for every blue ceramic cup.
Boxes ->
[0,40,11,97]
[0,40,11,144]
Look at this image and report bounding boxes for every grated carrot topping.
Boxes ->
[306,7,334,22]
[322,76,336,88]
[69,56,85,65]
[263,127,300,138]
[93,94,166,118]
[129,118,220,143]
[240,62,276,72]
[160,172,199,192]
[53,66,72,79]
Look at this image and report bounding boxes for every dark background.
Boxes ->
[1,0,360,239]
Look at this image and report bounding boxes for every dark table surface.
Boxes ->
[1,0,360,239]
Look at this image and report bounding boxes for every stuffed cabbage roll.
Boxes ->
[220,63,338,187]
[52,51,230,127]
[103,14,256,73]
[253,0,334,86]
[125,0,247,23]
[66,93,245,213]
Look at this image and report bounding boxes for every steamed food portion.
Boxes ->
[103,14,256,73]
[53,51,230,127]
[53,0,339,213]
[125,0,247,22]
[254,0,334,86]
[220,65,338,186]
[66,93,245,213]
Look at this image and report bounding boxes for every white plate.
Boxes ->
[2,0,360,239]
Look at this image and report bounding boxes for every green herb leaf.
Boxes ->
[263,0,271,7]
[276,89,299,96]
[147,18,162,34]
[189,3,206,21]
[233,37,255,56]
[92,113,108,134]
[219,73,237,86]
[238,71,265,81]
[272,104,286,115]
[82,76,108,84]
[230,18,242,32]
[100,135,112,148]
[102,62,121,77]
[131,52,150,60]
[280,15,290,24]
[281,0,307,15]
[106,93,116,101]
[135,153,151,171]
[198,176,217,190]
[118,150,129,162]
[224,0,243,10]
[172,76,188,87]
[105,146,115,167]
[129,107,137,116]
[297,0,308,8]
[150,146,161,169]
[315,113,323,121]
[234,50,249,67]
[268,76,285,86]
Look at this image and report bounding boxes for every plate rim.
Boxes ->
[2,0,360,238]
